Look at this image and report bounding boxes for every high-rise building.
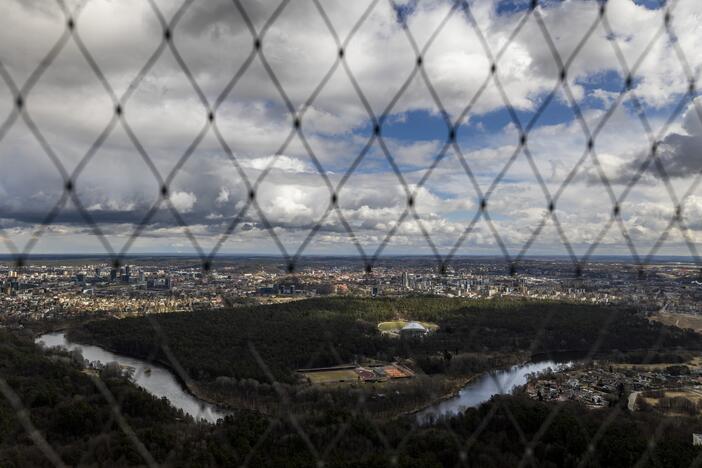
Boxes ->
[122,265,131,283]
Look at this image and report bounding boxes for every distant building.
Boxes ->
[693,433,702,446]
[402,272,410,289]
[400,321,428,338]
[147,276,172,290]
[1,280,14,295]
[277,283,296,295]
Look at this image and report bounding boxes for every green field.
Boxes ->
[301,369,358,384]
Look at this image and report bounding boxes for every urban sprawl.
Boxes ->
[1,256,700,324]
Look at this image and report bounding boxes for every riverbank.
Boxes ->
[59,329,223,408]
[58,330,285,419]
[59,330,537,422]
[400,374,479,419]
[412,359,573,424]
[403,352,538,419]
[48,327,566,424]
[37,332,230,423]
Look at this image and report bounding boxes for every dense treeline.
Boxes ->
[71,297,701,384]
[194,395,702,467]
[0,329,196,466]
[3,329,702,466]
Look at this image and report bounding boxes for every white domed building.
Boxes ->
[399,321,428,338]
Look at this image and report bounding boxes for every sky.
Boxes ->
[0,0,701,262]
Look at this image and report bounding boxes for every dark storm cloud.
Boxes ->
[651,133,702,177]
[612,99,702,182]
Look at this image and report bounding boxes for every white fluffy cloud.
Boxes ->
[170,191,197,213]
[0,0,701,257]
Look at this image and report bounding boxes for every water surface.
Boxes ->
[36,332,228,423]
[416,360,570,424]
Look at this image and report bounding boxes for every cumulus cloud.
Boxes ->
[611,98,702,181]
[242,155,311,173]
[0,0,700,255]
[170,191,197,213]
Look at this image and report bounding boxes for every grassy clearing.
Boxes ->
[377,321,406,332]
[651,312,702,333]
[301,369,358,384]
[613,362,688,371]
[612,356,702,371]
[639,388,702,416]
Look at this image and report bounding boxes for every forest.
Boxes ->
[63,297,702,417]
[70,297,702,384]
[1,327,701,467]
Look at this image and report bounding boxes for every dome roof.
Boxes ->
[402,321,427,331]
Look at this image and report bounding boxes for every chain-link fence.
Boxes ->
[1,0,702,466]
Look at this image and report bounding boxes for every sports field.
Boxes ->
[300,363,415,384]
[301,369,359,384]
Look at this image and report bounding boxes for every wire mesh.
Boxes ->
[0,0,701,466]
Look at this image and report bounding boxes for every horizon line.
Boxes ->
[0,253,699,261]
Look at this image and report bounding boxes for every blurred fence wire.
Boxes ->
[1,0,701,466]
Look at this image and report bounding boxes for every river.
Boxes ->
[35,332,228,424]
[415,360,571,425]
[36,332,570,426]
